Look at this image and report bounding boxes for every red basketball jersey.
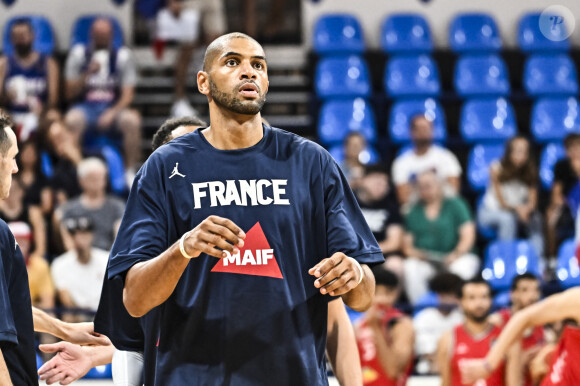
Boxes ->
[541,326,580,386]
[356,307,412,386]
[450,324,505,386]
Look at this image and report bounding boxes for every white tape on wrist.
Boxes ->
[179,231,194,259]
[351,258,364,286]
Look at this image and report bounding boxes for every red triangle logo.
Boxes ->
[211,222,283,279]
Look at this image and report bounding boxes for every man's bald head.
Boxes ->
[203,32,262,72]
[92,18,113,49]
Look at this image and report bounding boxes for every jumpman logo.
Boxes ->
[169,163,185,179]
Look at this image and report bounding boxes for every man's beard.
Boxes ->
[15,43,32,58]
[209,78,266,115]
[413,138,432,148]
[464,309,490,324]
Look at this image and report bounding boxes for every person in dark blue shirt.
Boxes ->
[105,32,383,385]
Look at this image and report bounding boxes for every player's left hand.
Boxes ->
[62,322,111,346]
[309,252,363,296]
[38,342,92,385]
[459,359,489,384]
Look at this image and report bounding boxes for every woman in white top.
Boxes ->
[478,136,544,257]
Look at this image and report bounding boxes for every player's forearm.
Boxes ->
[327,307,362,385]
[33,306,66,337]
[124,242,190,317]
[341,265,374,312]
[84,344,115,367]
[486,310,533,370]
[0,349,13,385]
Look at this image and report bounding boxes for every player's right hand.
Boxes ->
[182,215,245,259]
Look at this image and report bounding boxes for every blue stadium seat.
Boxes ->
[2,15,55,55]
[540,143,566,190]
[493,290,511,309]
[381,14,433,53]
[413,291,439,315]
[328,143,380,165]
[388,98,446,143]
[518,13,570,52]
[315,56,371,99]
[467,144,504,191]
[83,364,112,379]
[71,15,124,49]
[384,55,441,97]
[482,240,541,291]
[454,54,510,97]
[83,135,127,195]
[524,54,578,96]
[556,239,580,289]
[449,13,502,52]
[318,98,377,145]
[313,14,365,55]
[531,97,580,142]
[460,98,517,143]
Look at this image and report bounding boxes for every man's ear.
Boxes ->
[197,71,210,96]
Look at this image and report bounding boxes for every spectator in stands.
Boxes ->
[55,157,124,252]
[546,133,580,258]
[355,164,405,279]
[478,136,543,256]
[64,18,142,186]
[0,19,59,141]
[489,273,544,386]
[413,272,464,375]
[355,267,414,385]
[340,132,366,189]
[391,115,461,206]
[403,170,478,304]
[51,216,108,320]
[8,221,54,310]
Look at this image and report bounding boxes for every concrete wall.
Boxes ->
[302,0,580,49]
[0,0,132,52]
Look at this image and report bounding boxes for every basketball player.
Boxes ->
[39,116,364,385]
[437,278,521,386]
[461,287,580,385]
[355,266,414,386]
[489,273,544,385]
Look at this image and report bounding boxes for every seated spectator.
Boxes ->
[8,221,54,310]
[64,18,142,186]
[391,114,461,206]
[479,136,544,256]
[413,273,464,375]
[355,267,414,385]
[403,170,479,304]
[546,133,580,258]
[0,19,59,141]
[55,157,125,251]
[340,132,366,189]
[355,164,405,279]
[51,216,108,320]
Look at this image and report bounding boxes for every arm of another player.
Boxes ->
[371,315,414,380]
[38,342,115,385]
[326,298,362,386]
[0,348,13,386]
[436,330,452,386]
[461,287,580,383]
[505,339,522,386]
[124,215,245,317]
[32,307,110,346]
[309,252,375,311]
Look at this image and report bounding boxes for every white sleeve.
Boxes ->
[50,259,64,290]
[391,156,408,185]
[64,45,86,81]
[442,150,462,177]
[112,350,144,386]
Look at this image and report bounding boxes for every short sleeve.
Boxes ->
[323,158,384,266]
[0,237,17,346]
[441,149,462,177]
[107,157,168,279]
[391,156,409,185]
[118,48,137,87]
[65,45,86,80]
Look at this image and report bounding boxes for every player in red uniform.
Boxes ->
[355,266,414,386]
[461,287,580,385]
[437,278,521,386]
[489,273,544,386]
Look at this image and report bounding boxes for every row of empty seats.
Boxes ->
[314,12,572,54]
[1,14,125,54]
[318,97,580,145]
[315,54,579,98]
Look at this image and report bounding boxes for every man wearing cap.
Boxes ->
[51,217,109,321]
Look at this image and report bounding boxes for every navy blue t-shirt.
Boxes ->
[107,126,383,385]
[0,219,37,385]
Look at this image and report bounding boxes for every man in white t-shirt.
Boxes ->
[51,216,109,321]
[391,115,462,205]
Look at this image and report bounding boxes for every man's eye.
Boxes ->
[226,59,237,66]
[254,62,263,69]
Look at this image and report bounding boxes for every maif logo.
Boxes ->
[539,5,575,42]
[211,222,283,279]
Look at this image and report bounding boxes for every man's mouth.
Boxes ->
[239,83,259,98]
